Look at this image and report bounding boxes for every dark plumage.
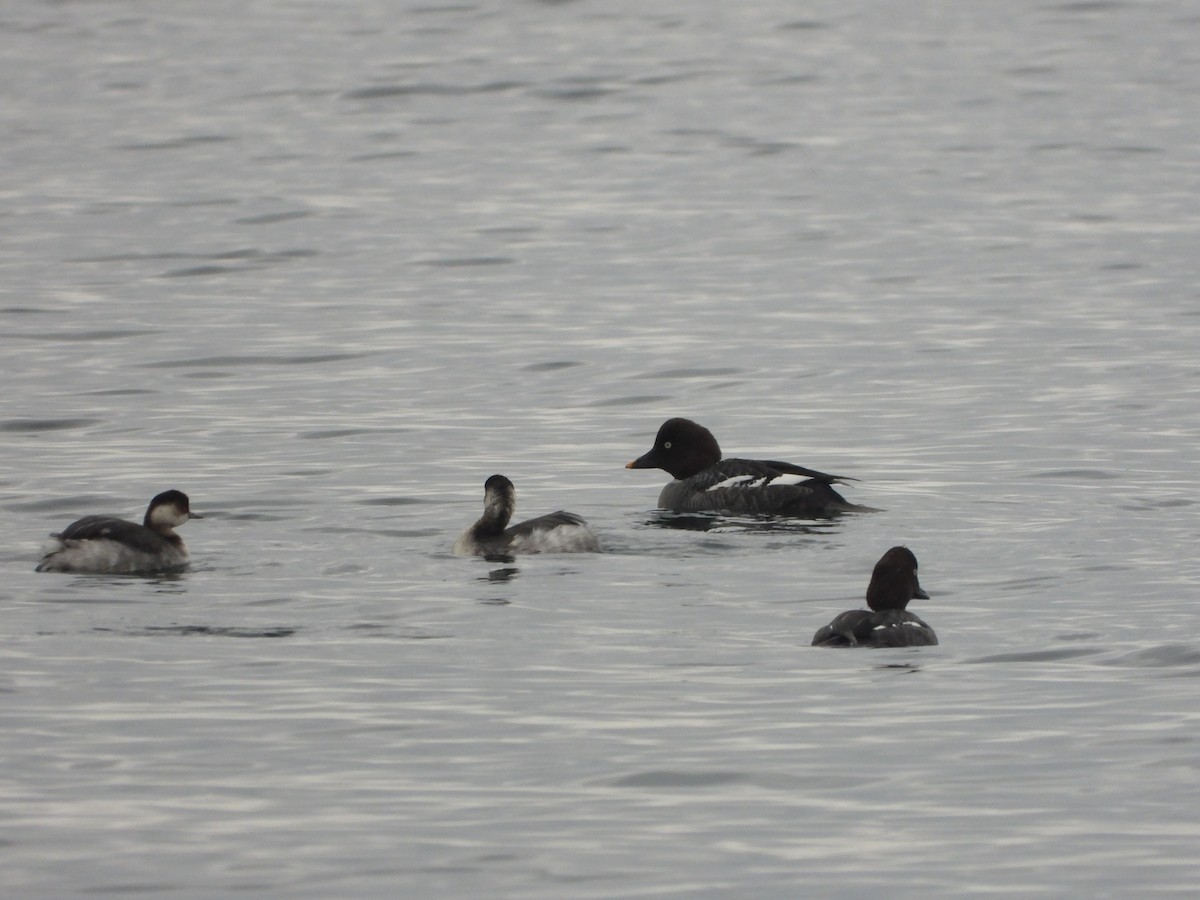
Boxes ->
[812,546,938,647]
[54,515,181,556]
[626,417,855,515]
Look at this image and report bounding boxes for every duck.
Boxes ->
[811,546,938,647]
[625,417,856,515]
[36,489,202,574]
[453,474,601,557]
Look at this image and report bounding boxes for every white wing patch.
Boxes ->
[763,473,813,487]
[705,472,812,492]
[706,474,758,492]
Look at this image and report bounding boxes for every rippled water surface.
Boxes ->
[3,0,1200,896]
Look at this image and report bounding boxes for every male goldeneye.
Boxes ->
[454,474,601,556]
[811,546,938,647]
[36,489,202,575]
[625,417,855,515]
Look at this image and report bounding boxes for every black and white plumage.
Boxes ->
[625,417,856,515]
[453,475,601,557]
[812,546,938,648]
[36,489,201,575]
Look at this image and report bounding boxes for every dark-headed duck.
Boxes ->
[812,546,937,647]
[626,417,856,515]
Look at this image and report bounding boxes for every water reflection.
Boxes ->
[482,565,519,581]
[642,509,845,536]
[643,511,722,532]
[877,662,925,673]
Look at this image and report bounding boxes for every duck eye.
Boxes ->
[663,441,672,449]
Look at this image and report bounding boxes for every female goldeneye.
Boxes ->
[625,417,856,515]
[36,489,202,575]
[454,474,601,556]
[811,546,937,647]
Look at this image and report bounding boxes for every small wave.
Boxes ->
[645,367,745,379]
[321,563,369,576]
[140,352,368,368]
[234,211,312,225]
[416,256,515,268]
[9,329,158,342]
[0,417,100,433]
[590,394,673,407]
[533,84,619,102]
[100,625,297,639]
[116,134,233,151]
[1100,644,1200,669]
[341,80,524,100]
[161,265,237,278]
[1052,1,1132,12]
[523,361,584,372]
[966,647,1101,664]
[5,494,115,513]
[356,496,437,507]
[1119,497,1194,511]
[1030,469,1120,480]
[300,428,381,439]
[612,770,745,788]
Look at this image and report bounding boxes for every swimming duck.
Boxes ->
[811,546,937,647]
[626,417,855,515]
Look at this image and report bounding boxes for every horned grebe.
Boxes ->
[454,475,600,557]
[36,489,202,574]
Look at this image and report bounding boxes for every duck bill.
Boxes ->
[626,451,657,470]
[913,585,929,600]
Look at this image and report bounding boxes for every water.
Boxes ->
[3,0,1200,895]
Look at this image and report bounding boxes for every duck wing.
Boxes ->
[812,609,938,647]
[504,511,589,536]
[503,511,600,553]
[55,516,170,555]
[664,459,852,515]
[811,610,875,647]
[756,459,857,484]
[866,610,939,647]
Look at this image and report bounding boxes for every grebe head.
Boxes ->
[145,490,201,530]
[481,475,516,524]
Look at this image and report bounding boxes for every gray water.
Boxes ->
[3,0,1200,896]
